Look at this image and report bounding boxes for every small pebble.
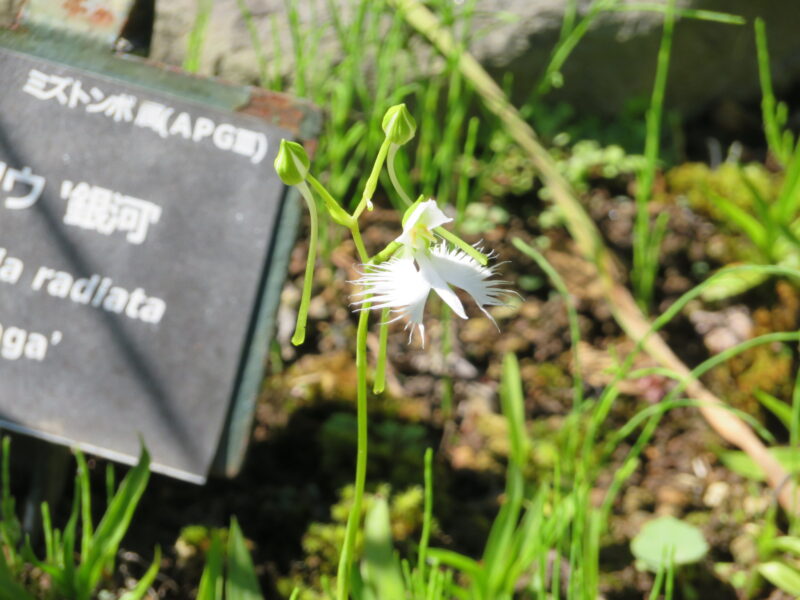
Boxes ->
[703,480,729,508]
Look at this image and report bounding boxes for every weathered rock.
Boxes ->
[2,1,799,116]
[0,0,23,28]
[146,0,800,117]
[483,0,800,116]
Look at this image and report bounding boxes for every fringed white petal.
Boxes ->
[414,251,467,319]
[352,238,513,345]
[352,257,431,342]
[427,242,512,323]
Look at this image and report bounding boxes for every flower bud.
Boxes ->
[274,139,310,185]
[382,103,416,146]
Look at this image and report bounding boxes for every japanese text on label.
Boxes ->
[22,68,268,164]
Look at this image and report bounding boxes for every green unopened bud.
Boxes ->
[382,103,416,146]
[274,139,310,185]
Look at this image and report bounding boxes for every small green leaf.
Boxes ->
[630,516,709,571]
[360,497,405,600]
[720,447,800,481]
[758,561,800,595]
[770,536,800,556]
[225,518,263,600]
[700,267,770,302]
[708,190,768,250]
[755,390,793,429]
[197,532,224,600]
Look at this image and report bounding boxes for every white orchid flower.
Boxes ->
[353,200,511,344]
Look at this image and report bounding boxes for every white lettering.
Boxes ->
[31,266,166,324]
[31,266,54,291]
[169,112,193,139]
[212,123,236,151]
[0,322,59,361]
[192,116,215,141]
[0,249,23,284]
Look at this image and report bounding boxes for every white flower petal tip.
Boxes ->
[396,199,452,249]
[405,322,425,348]
[352,241,515,346]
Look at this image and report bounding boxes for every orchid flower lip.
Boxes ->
[352,236,514,345]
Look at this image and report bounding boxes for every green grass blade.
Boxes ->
[609,4,745,24]
[483,354,528,594]
[285,0,306,97]
[633,0,676,311]
[792,365,800,451]
[512,238,584,410]
[707,190,768,250]
[776,143,800,224]
[77,446,151,595]
[62,485,80,598]
[499,353,528,466]
[642,210,670,308]
[754,17,788,164]
[755,389,793,430]
[1,438,13,525]
[235,0,269,88]
[225,517,263,600]
[269,15,283,91]
[41,503,54,564]
[0,437,20,561]
[505,488,547,590]
[455,116,480,225]
[537,0,622,96]
[74,450,93,563]
[360,497,406,599]
[183,0,213,73]
[197,531,224,600]
[425,548,482,579]
[0,548,35,600]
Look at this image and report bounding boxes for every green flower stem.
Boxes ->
[354,137,391,219]
[417,448,434,584]
[349,225,370,264]
[387,143,413,208]
[291,182,318,346]
[435,227,488,265]
[371,241,401,265]
[373,308,391,394]
[336,305,371,600]
[307,173,370,264]
[307,174,354,227]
